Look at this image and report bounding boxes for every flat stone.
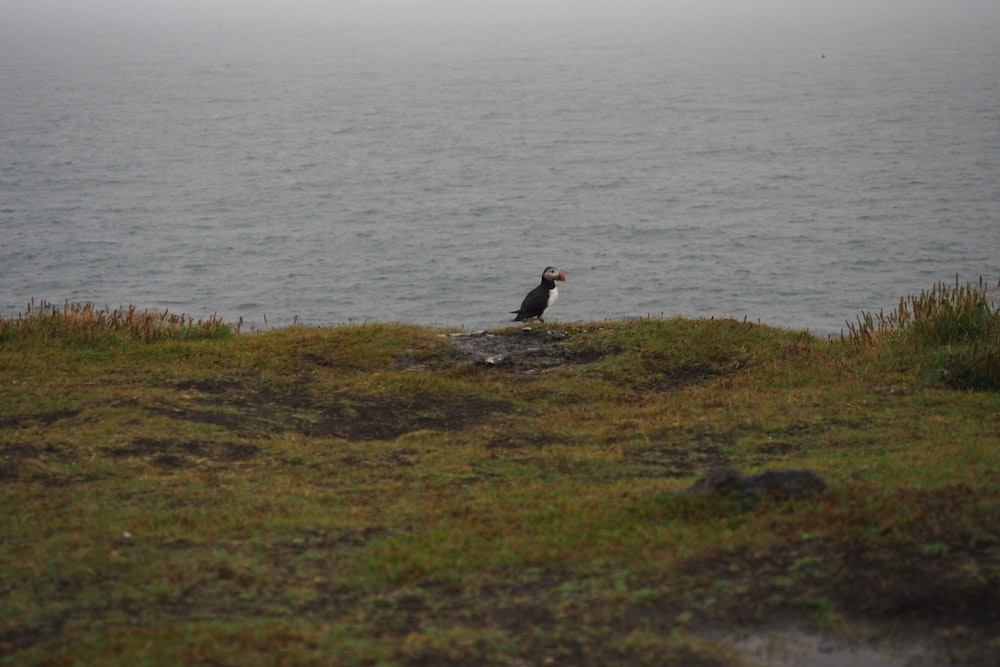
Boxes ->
[445,328,570,371]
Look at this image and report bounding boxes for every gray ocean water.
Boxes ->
[2,15,998,335]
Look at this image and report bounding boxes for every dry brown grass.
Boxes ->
[0,299,234,343]
[845,274,999,347]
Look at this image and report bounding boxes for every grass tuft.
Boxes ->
[846,275,998,347]
[845,275,1000,390]
[0,299,235,345]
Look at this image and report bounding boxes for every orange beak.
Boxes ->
[558,271,567,281]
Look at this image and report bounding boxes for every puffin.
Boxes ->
[511,266,567,323]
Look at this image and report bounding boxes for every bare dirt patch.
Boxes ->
[309,393,511,441]
[0,441,80,482]
[639,363,724,392]
[0,409,81,429]
[0,442,64,463]
[102,438,261,468]
[165,377,513,442]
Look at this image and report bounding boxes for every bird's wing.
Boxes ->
[518,284,549,315]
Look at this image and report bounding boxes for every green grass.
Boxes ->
[2,285,999,666]
[847,275,1000,390]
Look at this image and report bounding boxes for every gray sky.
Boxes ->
[4,0,1000,31]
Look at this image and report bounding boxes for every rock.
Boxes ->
[684,468,746,496]
[445,328,570,371]
[685,467,826,502]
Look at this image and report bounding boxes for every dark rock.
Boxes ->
[686,467,826,502]
[685,468,746,495]
[445,328,570,371]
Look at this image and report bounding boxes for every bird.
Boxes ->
[511,266,567,322]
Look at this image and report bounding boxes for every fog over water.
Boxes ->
[2,2,998,333]
[5,0,1000,25]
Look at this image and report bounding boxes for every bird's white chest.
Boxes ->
[543,286,559,315]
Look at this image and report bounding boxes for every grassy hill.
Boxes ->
[2,278,998,666]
